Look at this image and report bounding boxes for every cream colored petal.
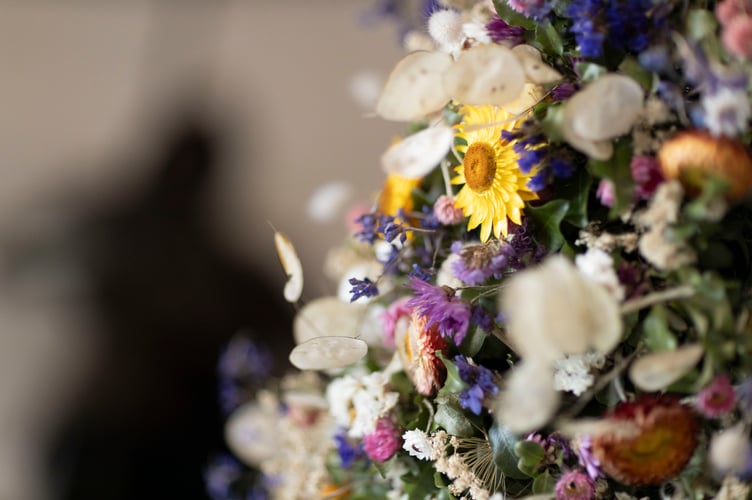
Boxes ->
[443,44,525,106]
[629,343,704,392]
[375,50,453,121]
[380,125,454,178]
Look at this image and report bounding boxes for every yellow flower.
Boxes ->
[452,105,538,241]
[378,173,422,216]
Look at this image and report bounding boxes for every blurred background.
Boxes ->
[0,1,406,498]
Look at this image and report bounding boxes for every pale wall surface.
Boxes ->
[0,2,404,498]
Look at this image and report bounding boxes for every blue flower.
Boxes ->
[335,430,366,468]
[454,355,499,415]
[349,277,380,302]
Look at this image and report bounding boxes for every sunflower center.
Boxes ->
[463,142,497,192]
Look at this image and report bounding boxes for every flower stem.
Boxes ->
[620,285,695,315]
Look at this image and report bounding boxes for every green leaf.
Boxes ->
[643,305,678,352]
[686,8,718,42]
[436,351,470,397]
[541,104,565,143]
[489,424,528,480]
[618,56,652,90]
[576,62,607,82]
[532,469,557,494]
[515,440,546,467]
[460,325,488,357]
[527,199,569,252]
[434,401,475,437]
[555,166,592,228]
[534,22,564,56]
[492,0,536,30]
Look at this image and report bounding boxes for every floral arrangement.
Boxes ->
[208,1,752,499]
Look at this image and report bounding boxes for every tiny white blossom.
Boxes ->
[349,371,400,438]
[402,429,434,460]
[575,248,625,302]
[553,352,606,396]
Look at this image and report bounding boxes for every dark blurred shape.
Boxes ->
[49,110,293,500]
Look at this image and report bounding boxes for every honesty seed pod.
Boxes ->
[657,130,752,200]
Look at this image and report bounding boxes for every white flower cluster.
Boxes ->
[553,351,607,396]
[326,370,399,438]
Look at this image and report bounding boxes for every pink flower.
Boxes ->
[555,470,595,500]
[631,155,664,200]
[716,0,752,26]
[433,194,464,225]
[723,17,752,59]
[596,179,615,207]
[697,374,736,418]
[362,418,402,462]
[382,297,411,348]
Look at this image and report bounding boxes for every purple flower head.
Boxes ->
[486,15,525,45]
[450,240,509,285]
[575,435,601,480]
[551,82,578,101]
[363,418,402,462]
[407,277,471,345]
[348,277,379,302]
[454,355,499,415]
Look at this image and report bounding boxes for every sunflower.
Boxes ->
[452,105,538,241]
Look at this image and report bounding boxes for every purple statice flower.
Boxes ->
[555,470,595,500]
[605,0,653,54]
[363,418,402,462]
[631,155,664,201]
[454,355,499,415]
[551,82,578,101]
[354,212,406,245]
[408,263,433,282]
[527,170,549,192]
[335,429,366,468]
[567,0,606,58]
[506,221,545,270]
[348,277,379,302]
[525,433,575,465]
[470,305,494,332]
[450,240,509,285]
[407,276,471,345]
[486,15,525,45]
[575,435,602,480]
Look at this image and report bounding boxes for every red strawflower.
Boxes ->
[592,396,699,485]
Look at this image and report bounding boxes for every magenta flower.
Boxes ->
[555,470,595,500]
[362,418,402,462]
[631,155,664,200]
[697,374,736,418]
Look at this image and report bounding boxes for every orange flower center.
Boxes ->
[463,142,497,192]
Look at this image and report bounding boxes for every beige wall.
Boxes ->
[0,2,404,498]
